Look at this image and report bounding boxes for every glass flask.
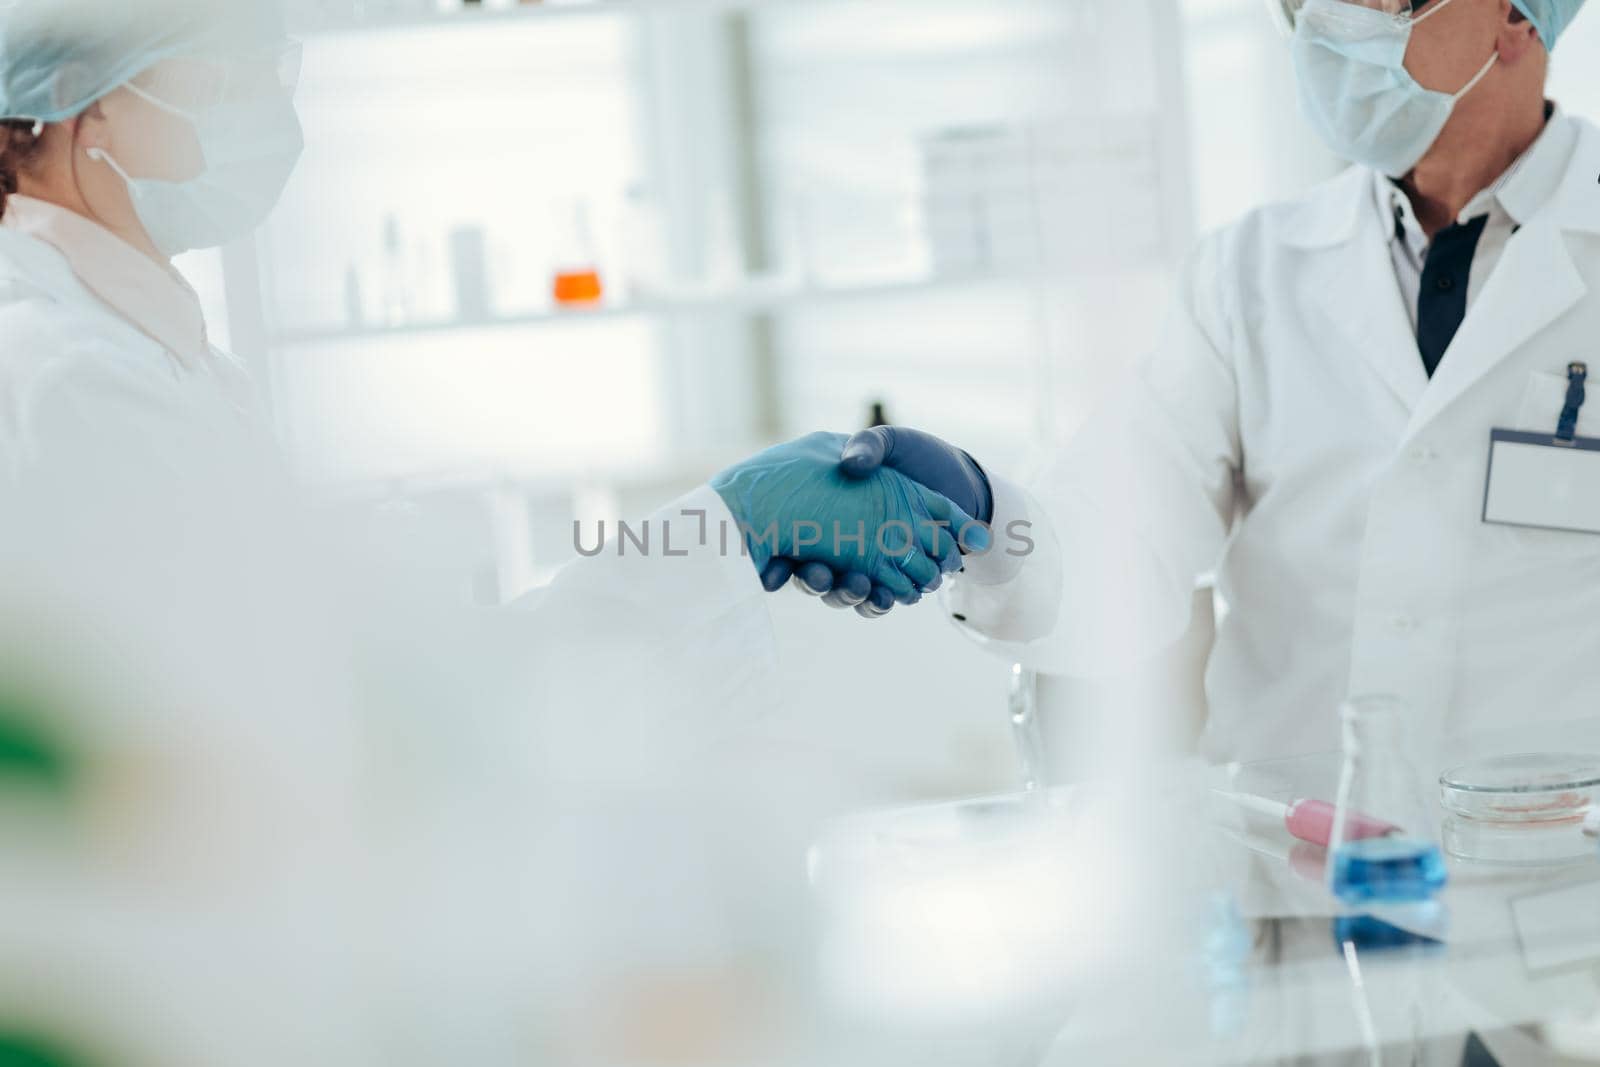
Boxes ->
[550,199,604,307]
[1330,913,1441,951]
[1327,695,1448,904]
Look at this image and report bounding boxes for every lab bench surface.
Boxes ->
[808,757,1600,1066]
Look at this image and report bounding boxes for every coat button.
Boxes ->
[1391,614,1419,633]
[1436,275,1455,292]
[1411,445,1438,464]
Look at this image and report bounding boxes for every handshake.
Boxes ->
[711,427,997,619]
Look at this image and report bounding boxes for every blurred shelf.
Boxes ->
[295,0,819,36]
[270,266,1081,348]
[305,437,772,501]
[276,301,642,346]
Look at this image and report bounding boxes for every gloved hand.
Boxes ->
[757,557,898,617]
[712,432,988,605]
[839,426,994,525]
[761,427,995,618]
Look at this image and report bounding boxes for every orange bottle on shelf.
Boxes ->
[553,268,604,306]
[551,199,605,308]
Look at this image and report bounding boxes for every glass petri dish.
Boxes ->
[1439,753,1600,824]
[1441,815,1597,866]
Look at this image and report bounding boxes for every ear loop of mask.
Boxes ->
[1405,0,1500,101]
[72,105,139,237]
[1408,0,1462,26]
[1450,49,1498,100]
[84,144,135,184]
[80,79,200,190]
[124,80,201,121]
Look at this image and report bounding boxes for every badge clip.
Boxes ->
[1556,361,1587,445]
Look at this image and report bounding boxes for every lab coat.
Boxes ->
[0,222,781,1065]
[0,226,262,475]
[952,116,1600,765]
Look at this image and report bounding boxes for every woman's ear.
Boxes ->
[71,101,109,154]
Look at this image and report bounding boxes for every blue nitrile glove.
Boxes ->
[759,557,898,619]
[758,558,876,607]
[764,427,996,618]
[713,432,988,604]
[839,426,994,526]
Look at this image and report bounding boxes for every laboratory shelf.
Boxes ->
[275,301,643,347]
[298,1,628,36]
[269,266,1077,348]
[304,436,771,501]
[295,0,834,37]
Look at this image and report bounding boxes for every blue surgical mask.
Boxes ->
[1291,0,1498,178]
[87,82,304,256]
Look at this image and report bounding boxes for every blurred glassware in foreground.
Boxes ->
[1006,663,1045,798]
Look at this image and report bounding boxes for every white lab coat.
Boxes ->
[0,226,263,476]
[0,223,779,1066]
[952,115,1600,765]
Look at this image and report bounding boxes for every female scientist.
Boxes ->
[0,7,997,1062]
[0,0,1002,840]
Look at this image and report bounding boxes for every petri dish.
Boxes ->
[1439,753,1600,824]
[1438,754,1600,865]
[1441,815,1597,866]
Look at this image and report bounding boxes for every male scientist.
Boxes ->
[798,0,1599,764]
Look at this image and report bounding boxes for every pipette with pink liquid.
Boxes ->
[1214,790,1397,848]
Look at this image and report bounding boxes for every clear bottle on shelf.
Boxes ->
[379,214,414,326]
[1327,695,1448,905]
[619,184,667,301]
[343,264,364,329]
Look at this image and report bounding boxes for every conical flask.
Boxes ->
[1327,695,1447,904]
[551,198,604,307]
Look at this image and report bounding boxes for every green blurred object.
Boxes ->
[0,686,74,795]
[0,1032,92,1067]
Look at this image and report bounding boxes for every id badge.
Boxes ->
[1483,429,1600,535]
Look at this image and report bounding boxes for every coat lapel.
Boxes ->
[1343,205,1431,416]
[1401,119,1600,443]
[1283,166,1429,416]
[1401,220,1586,442]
